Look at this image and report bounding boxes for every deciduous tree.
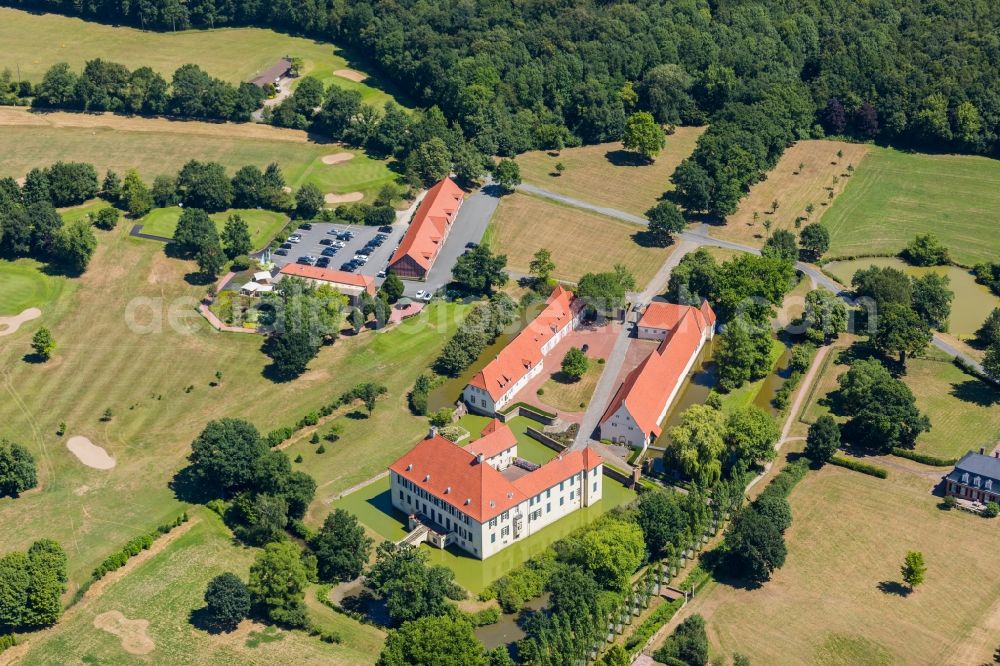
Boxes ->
[378,615,488,666]
[310,509,373,582]
[248,541,308,627]
[203,572,251,631]
[805,416,840,465]
[645,201,686,246]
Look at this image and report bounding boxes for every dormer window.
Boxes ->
[962,472,970,484]
[424,474,431,482]
[986,479,993,491]
[974,476,982,487]
[406,464,413,471]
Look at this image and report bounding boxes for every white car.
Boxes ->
[287,235,301,244]
[353,254,369,262]
[415,290,432,302]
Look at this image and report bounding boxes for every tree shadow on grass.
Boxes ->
[169,464,216,504]
[549,371,583,385]
[604,150,652,168]
[345,410,370,420]
[949,379,1000,407]
[877,581,911,597]
[631,230,673,249]
[184,271,216,287]
[21,353,47,365]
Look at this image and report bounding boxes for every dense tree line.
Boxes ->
[0,438,37,498]
[29,59,264,122]
[0,168,98,274]
[0,540,67,632]
[12,0,1000,217]
[435,293,517,375]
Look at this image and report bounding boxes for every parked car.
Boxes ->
[376,269,387,278]
[288,236,301,244]
[334,241,346,248]
[316,257,331,268]
[274,248,289,256]
[465,241,478,249]
[319,238,333,246]
[321,247,337,257]
[354,253,369,262]
[340,262,354,271]
[378,225,393,233]
[415,290,432,301]
[280,242,293,250]
[299,223,313,231]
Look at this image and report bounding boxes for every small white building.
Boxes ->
[600,301,716,450]
[389,420,603,560]
[240,281,274,297]
[463,286,582,416]
[253,270,274,284]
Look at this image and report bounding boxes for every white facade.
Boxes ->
[462,306,582,416]
[637,324,669,341]
[390,457,603,560]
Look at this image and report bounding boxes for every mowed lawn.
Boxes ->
[540,364,603,413]
[139,207,289,249]
[515,126,705,216]
[694,465,1000,665]
[710,140,869,247]
[0,7,397,107]
[0,258,71,316]
[800,348,1000,460]
[823,147,1000,265]
[0,107,398,202]
[489,192,671,285]
[0,225,466,590]
[16,510,385,665]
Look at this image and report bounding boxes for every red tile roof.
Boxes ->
[638,302,688,331]
[468,286,579,401]
[389,177,464,272]
[467,419,518,459]
[278,264,375,294]
[389,432,602,523]
[601,302,715,439]
[512,447,603,498]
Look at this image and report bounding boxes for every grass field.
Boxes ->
[0,224,466,590]
[13,510,385,665]
[0,107,398,202]
[709,140,869,248]
[539,365,603,413]
[139,207,289,249]
[0,258,70,316]
[691,464,1000,665]
[514,127,705,216]
[801,347,1000,460]
[823,147,1000,265]
[0,7,398,107]
[489,192,671,285]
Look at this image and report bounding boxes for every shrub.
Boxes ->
[984,501,999,518]
[0,634,16,653]
[829,455,888,478]
[624,599,683,653]
[942,495,957,510]
[470,605,501,626]
[890,448,957,466]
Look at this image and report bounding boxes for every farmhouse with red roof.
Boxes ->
[389,420,603,559]
[600,301,716,450]
[463,285,583,415]
[388,177,465,280]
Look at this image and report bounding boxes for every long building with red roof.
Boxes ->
[389,420,603,559]
[600,301,716,449]
[388,177,465,279]
[278,263,375,305]
[463,285,583,415]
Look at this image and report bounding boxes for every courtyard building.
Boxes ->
[600,301,716,450]
[463,286,583,415]
[389,420,603,559]
[388,177,464,280]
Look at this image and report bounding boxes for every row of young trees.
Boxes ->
[13,0,997,159]
[31,59,265,121]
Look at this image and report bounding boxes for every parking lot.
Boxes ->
[268,222,407,283]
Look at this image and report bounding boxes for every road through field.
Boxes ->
[518,183,987,379]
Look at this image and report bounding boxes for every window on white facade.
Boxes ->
[501,526,509,537]
[559,497,564,506]
[570,491,575,500]
[491,533,496,543]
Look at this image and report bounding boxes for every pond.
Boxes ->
[825,257,999,338]
[475,593,550,650]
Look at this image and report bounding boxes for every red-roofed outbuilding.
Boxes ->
[388,177,464,279]
[600,301,716,449]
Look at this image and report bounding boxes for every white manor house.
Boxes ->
[389,420,603,559]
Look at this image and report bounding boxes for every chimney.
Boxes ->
[424,474,431,482]
[476,453,484,464]
[428,426,438,439]
[444,487,451,494]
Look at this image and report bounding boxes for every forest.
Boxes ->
[3,0,997,216]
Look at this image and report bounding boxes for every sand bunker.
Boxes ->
[94,611,155,655]
[67,436,116,470]
[333,68,366,82]
[321,152,355,165]
[0,307,41,337]
[325,192,364,204]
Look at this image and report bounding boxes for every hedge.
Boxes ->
[623,599,683,655]
[890,448,958,467]
[830,455,888,478]
[0,634,16,654]
[92,512,189,580]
